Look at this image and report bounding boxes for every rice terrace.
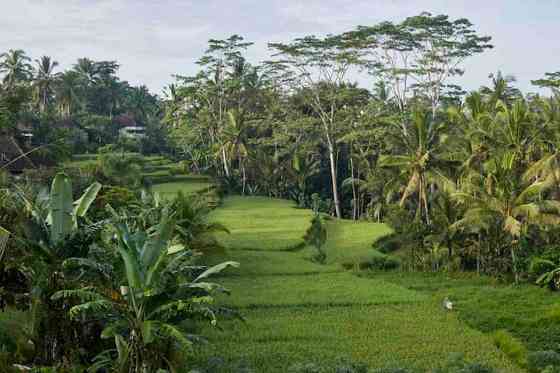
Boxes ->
[2,1,560,372]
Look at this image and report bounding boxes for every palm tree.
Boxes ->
[55,71,82,117]
[524,96,560,194]
[481,71,522,106]
[453,154,560,283]
[33,56,59,112]
[222,109,250,192]
[380,109,455,224]
[73,57,99,86]
[0,49,32,89]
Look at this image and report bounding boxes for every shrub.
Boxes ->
[304,213,327,264]
[433,353,497,373]
[97,151,143,186]
[529,257,557,278]
[342,252,401,271]
[288,363,323,373]
[288,359,368,373]
[91,186,138,219]
[375,233,401,253]
[492,330,527,368]
[527,350,560,373]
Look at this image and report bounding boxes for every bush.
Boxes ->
[98,151,143,186]
[527,350,560,373]
[341,252,401,271]
[432,353,497,373]
[288,359,368,373]
[375,233,401,253]
[492,330,527,368]
[304,214,328,264]
[91,186,138,219]
[365,252,401,271]
[529,258,557,278]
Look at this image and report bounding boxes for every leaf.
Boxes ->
[49,173,74,244]
[154,322,193,350]
[51,288,104,302]
[73,182,102,226]
[167,244,186,255]
[100,320,128,339]
[189,282,230,294]
[116,245,142,290]
[193,261,240,283]
[68,300,113,319]
[142,320,156,344]
[504,216,522,237]
[0,226,10,261]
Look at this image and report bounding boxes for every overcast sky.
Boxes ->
[2,0,559,95]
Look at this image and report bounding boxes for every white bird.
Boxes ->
[443,297,453,311]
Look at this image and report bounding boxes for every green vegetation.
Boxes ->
[3,7,560,373]
[373,271,560,353]
[193,197,519,372]
[211,196,314,251]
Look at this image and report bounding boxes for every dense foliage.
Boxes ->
[164,13,560,282]
[3,10,560,373]
[0,51,164,161]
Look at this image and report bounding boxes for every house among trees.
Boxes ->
[114,114,146,139]
[0,135,35,173]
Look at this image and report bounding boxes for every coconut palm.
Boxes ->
[222,110,250,192]
[453,153,560,283]
[73,57,99,86]
[524,96,560,193]
[55,71,83,117]
[0,49,32,89]
[379,108,456,224]
[33,56,60,112]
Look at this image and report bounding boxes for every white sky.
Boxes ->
[2,0,559,95]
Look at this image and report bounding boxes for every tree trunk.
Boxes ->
[328,141,341,218]
[350,157,357,220]
[511,244,519,284]
[242,162,246,195]
[221,147,230,177]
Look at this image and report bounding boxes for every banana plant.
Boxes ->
[16,172,102,364]
[20,172,101,250]
[0,226,9,263]
[536,265,560,290]
[54,212,239,372]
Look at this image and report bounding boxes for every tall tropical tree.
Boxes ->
[33,55,60,112]
[268,35,361,217]
[380,109,455,224]
[0,49,32,89]
[55,71,82,117]
[453,154,560,283]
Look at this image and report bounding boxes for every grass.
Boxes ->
[217,272,425,308]
[323,218,392,265]
[211,249,341,276]
[211,196,313,251]
[193,196,521,372]
[68,153,211,197]
[150,176,212,198]
[373,271,560,352]
[195,304,518,372]
[50,163,549,371]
